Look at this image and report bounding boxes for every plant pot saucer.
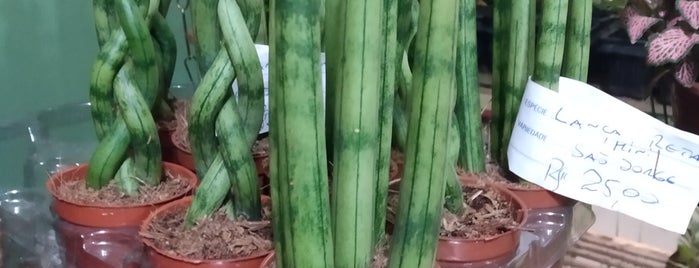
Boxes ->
[56,219,144,268]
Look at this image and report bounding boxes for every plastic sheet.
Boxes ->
[0,95,595,267]
[0,188,594,267]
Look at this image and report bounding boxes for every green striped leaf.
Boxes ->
[562,0,592,82]
[533,0,569,91]
[270,0,334,266]
[387,0,459,266]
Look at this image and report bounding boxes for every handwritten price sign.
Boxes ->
[508,77,699,234]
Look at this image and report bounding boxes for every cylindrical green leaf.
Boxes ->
[499,0,532,166]
[188,50,235,176]
[113,69,162,186]
[444,119,464,214]
[89,32,127,139]
[192,0,222,73]
[219,0,265,145]
[185,154,232,225]
[454,0,485,173]
[216,98,262,220]
[387,0,459,266]
[152,13,178,101]
[329,0,384,265]
[269,0,334,266]
[561,0,592,82]
[373,0,397,246]
[532,0,569,91]
[93,0,120,47]
[489,0,509,164]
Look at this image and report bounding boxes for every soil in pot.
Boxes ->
[438,183,518,240]
[47,162,198,228]
[53,170,190,207]
[386,177,523,266]
[386,179,518,241]
[140,196,273,267]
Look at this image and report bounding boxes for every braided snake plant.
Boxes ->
[184,0,266,224]
[94,0,594,266]
[87,0,177,195]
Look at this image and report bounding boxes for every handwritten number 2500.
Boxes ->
[580,169,659,205]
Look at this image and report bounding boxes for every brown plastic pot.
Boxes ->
[253,151,269,176]
[259,252,275,268]
[504,186,575,210]
[673,83,699,135]
[501,171,575,209]
[436,174,527,266]
[141,196,272,268]
[46,161,198,228]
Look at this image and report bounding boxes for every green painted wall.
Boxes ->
[0,1,193,191]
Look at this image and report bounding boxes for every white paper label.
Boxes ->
[508,77,699,234]
[232,45,327,134]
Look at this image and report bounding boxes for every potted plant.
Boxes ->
[621,0,699,134]
[46,0,198,266]
[169,0,271,180]
[139,0,272,266]
[266,0,529,266]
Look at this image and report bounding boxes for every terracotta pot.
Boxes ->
[494,169,575,210]
[259,252,275,268]
[141,196,272,268]
[672,83,699,135]
[436,175,527,266]
[504,185,575,210]
[171,133,197,172]
[253,152,270,176]
[46,161,198,228]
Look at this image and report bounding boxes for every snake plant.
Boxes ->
[184,0,265,224]
[490,0,592,173]
[87,0,177,195]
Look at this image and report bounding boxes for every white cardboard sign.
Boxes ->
[232,45,326,134]
[508,77,699,234]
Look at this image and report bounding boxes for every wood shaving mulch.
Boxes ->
[387,179,518,240]
[54,173,190,207]
[141,205,273,260]
[439,184,519,239]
